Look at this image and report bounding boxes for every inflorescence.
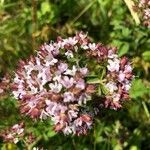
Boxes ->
[1,32,134,142]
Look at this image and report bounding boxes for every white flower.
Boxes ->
[124,83,131,91]
[40,110,49,119]
[35,57,41,66]
[12,124,19,129]
[30,86,38,94]
[88,43,97,51]
[6,133,13,139]
[49,82,62,93]
[45,58,58,66]
[39,68,51,85]
[63,126,73,135]
[0,88,4,94]
[52,43,60,55]
[17,128,24,135]
[33,147,40,150]
[108,50,118,59]
[65,50,74,58]
[112,94,121,102]
[63,92,75,102]
[118,71,126,82]
[13,138,19,144]
[107,58,120,72]
[12,89,26,99]
[64,65,77,76]
[63,37,78,46]
[45,100,51,105]
[53,74,62,82]
[78,94,88,105]
[81,45,89,50]
[44,44,54,52]
[105,81,118,93]
[14,74,24,84]
[45,54,58,66]
[78,32,87,40]
[144,8,150,17]
[68,110,78,120]
[74,118,82,126]
[124,64,132,73]
[74,45,78,52]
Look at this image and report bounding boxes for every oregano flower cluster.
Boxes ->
[1,122,36,145]
[2,123,25,144]
[2,32,134,141]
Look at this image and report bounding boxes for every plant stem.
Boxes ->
[71,0,96,25]
[124,0,140,25]
[27,136,42,150]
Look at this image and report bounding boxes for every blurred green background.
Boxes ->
[0,0,150,149]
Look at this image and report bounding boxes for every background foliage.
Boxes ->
[0,0,150,149]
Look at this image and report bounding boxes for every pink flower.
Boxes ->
[44,44,54,52]
[123,82,131,91]
[63,126,74,135]
[124,64,132,73]
[58,63,68,73]
[105,81,118,93]
[0,88,4,94]
[118,71,126,82]
[76,79,85,90]
[63,37,78,46]
[68,110,78,120]
[78,32,87,40]
[79,67,89,76]
[108,50,118,59]
[61,76,74,88]
[74,118,82,126]
[112,93,121,102]
[107,58,120,72]
[44,54,58,66]
[63,92,75,102]
[49,82,62,93]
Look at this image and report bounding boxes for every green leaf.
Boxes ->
[113,144,122,150]
[130,79,149,99]
[118,43,129,57]
[41,1,51,15]
[122,28,131,37]
[129,145,139,150]
[101,84,109,95]
[47,130,56,138]
[99,68,106,80]
[98,85,102,96]
[142,51,150,61]
[111,40,122,47]
[87,77,101,84]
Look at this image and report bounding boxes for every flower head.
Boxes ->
[11,32,133,135]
